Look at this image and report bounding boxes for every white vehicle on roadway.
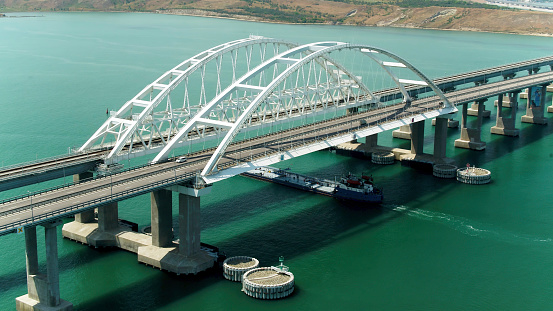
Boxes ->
[176,156,187,163]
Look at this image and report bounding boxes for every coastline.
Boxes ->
[2,9,552,37]
[154,9,553,38]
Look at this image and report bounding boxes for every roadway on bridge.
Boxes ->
[1,70,553,235]
[1,56,551,193]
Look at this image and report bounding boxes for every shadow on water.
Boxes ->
[5,103,553,310]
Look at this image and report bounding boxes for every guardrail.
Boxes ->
[0,170,199,236]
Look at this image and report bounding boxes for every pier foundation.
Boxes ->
[467,101,491,118]
[431,118,458,128]
[455,101,486,150]
[63,183,215,275]
[138,184,214,275]
[521,85,548,125]
[491,92,520,137]
[392,125,411,140]
[16,221,73,311]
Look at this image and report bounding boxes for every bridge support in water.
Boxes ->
[138,184,214,275]
[16,221,73,311]
[468,100,491,118]
[491,92,520,137]
[547,83,553,113]
[62,181,214,275]
[455,101,486,150]
[522,84,548,125]
[392,125,411,140]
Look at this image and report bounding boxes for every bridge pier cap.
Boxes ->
[79,36,451,178]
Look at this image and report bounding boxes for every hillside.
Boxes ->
[1,0,552,36]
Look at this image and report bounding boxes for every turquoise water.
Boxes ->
[1,12,553,310]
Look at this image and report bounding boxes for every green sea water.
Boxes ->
[1,12,553,310]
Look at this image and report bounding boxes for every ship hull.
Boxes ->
[242,168,383,204]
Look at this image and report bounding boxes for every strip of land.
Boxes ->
[1,0,552,36]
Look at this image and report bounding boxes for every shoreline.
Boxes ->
[2,9,552,37]
[154,9,553,38]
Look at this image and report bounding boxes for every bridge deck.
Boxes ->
[1,70,552,235]
[0,56,551,193]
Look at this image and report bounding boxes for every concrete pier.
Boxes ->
[63,183,216,276]
[521,85,548,125]
[467,101,491,118]
[150,189,173,248]
[455,101,486,150]
[546,83,553,113]
[433,117,448,162]
[494,92,517,108]
[431,118,459,128]
[17,222,73,311]
[491,92,520,137]
[138,184,214,275]
[392,125,411,140]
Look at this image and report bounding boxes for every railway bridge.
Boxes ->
[2,37,553,311]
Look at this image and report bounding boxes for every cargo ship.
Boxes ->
[242,166,383,204]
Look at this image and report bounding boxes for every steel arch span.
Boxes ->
[79,36,298,163]
[81,37,452,179]
[148,40,452,176]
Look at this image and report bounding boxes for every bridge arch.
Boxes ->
[79,36,298,163]
[147,41,451,176]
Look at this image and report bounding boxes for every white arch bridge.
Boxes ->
[80,36,454,182]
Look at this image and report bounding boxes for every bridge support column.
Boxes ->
[150,189,173,248]
[16,221,73,311]
[178,193,201,257]
[545,83,553,112]
[137,184,214,275]
[468,100,491,118]
[392,125,411,140]
[491,92,520,137]
[521,85,548,125]
[410,120,425,155]
[432,118,458,128]
[433,117,448,162]
[494,92,516,108]
[455,101,486,150]
[73,172,94,223]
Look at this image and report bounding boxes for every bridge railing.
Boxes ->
[0,169,200,235]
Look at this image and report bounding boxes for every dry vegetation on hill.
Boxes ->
[1,0,552,36]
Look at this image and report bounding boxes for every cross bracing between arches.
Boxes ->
[81,37,452,178]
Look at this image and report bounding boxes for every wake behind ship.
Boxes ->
[242,166,383,204]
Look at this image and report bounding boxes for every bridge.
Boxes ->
[3,36,553,311]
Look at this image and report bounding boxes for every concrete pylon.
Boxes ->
[467,100,491,118]
[178,193,201,257]
[491,92,520,137]
[16,221,73,311]
[137,184,214,275]
[151,189,173,248]
[410,120,425,155]
[433,117,448,161]
[548,83,553,113]
[73,172,94,223]
[392,125,411,140]
[522,85,548,125]
[454,101,486,150]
